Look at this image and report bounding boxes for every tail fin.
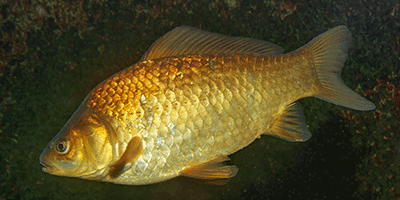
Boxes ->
[301,26,375,111]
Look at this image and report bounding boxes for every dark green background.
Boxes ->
[1,0,399,199]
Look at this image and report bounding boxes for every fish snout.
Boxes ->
[39,145,55,173]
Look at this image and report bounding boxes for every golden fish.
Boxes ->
[40,26,375,185]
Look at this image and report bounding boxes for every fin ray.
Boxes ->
[180,155,238,179]
[140,26,285,61]
[266,102,311,142]
[301,26,375,111]
[108,136,143,179]
[185,177,231,185]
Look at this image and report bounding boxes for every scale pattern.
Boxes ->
[85,52,315,185]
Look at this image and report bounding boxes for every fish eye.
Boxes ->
[55,140,69,154]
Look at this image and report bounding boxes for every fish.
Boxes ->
[39,25,375,185]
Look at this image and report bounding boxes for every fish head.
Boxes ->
[40,101,114,179]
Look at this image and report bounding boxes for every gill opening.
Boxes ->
[90,113,120,164]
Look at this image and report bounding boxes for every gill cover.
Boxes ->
[40,101,114,178]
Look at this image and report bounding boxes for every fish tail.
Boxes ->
[302,26,375,111]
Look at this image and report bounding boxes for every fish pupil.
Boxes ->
[58,143,64,151]
[56,141,67,153]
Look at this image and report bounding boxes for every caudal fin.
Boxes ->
[301,26,375,111]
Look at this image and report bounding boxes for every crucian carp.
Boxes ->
[40,26,375,185]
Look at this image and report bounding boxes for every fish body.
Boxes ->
[40,26,375,185]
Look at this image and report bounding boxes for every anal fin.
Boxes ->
[266,102,312,142]
[184,177,232,185]
[108,136,143,179]
[180,155,238,182]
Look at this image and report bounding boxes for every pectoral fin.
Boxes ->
[108,136,143,179]
[266,102,312,142]
[180,155,239,182]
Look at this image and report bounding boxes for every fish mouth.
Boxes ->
[39,146,56,173]
[41,163,54,173]
[39,154,54,173]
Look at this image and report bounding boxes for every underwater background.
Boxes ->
[0,0,399,199]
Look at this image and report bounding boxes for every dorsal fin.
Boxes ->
[140,26,285,61]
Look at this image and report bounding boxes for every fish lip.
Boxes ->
[41,164,54,173]
[39,155,53,173]
[39,146,55,173]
